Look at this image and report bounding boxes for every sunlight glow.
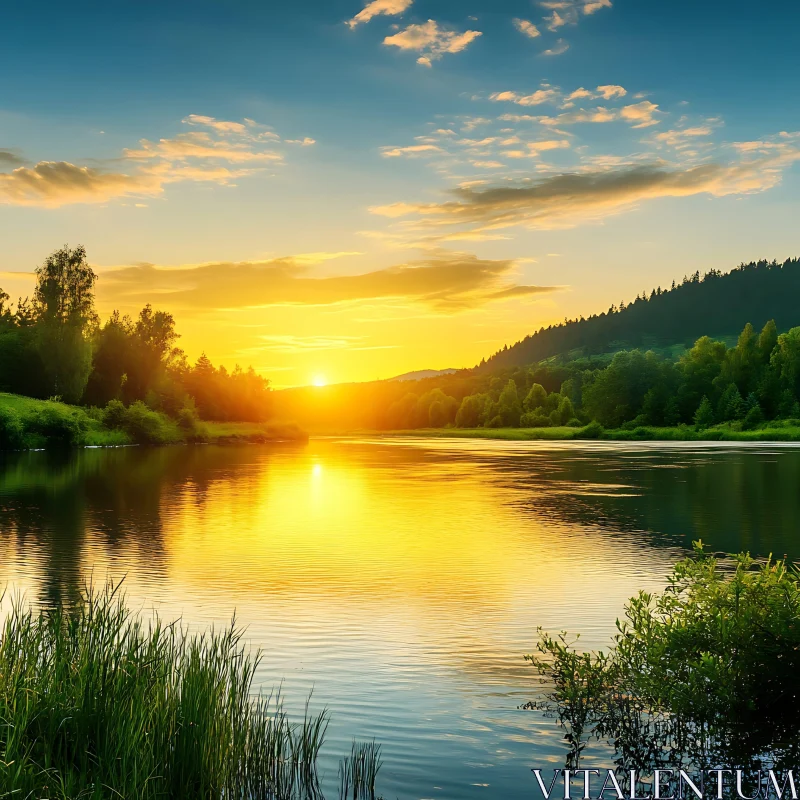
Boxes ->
[312,375,327,387]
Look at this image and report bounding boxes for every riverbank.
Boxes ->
[0,392,307,450]
[389,421,800,442]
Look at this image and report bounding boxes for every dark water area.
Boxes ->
[2,438,799,798]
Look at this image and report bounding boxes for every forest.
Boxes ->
[0,245,271,422]
[368,319,798,433]
[483,257,800,369]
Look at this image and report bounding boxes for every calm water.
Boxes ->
[2,437,800,798]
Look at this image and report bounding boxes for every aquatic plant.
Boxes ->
[0,583,381,799]
[526,543,800,773]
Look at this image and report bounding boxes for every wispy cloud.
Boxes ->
[97,251,557,312]
[0,115,314,207]
[489,88,559,106]
[346,0,413,29]
[370,146,800,235]
[542,39,570,56]
[383,20,482,66]
[513,18,541,38]
[0,150,25,167]
[380,144,445,158]
[0,161,154,207]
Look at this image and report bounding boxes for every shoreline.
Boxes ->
[378,424,800,442]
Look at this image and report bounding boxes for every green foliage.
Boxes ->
[693,395,715,428]
[527,545,800,770]
[523,383,547,412]
[22,404,87,446]
[102,398,127,429]
[485,258,800,370]
[520,410,551,427]
[0,406,24,449]
[118,400,181,445]
[455,392,491,427]
[0,583,380,800]
[578,421,604,439]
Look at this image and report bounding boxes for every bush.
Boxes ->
[566,417,583,428]
[520,411,551,428]
[0,583,381,800]
[176,403,207,441]
[0,406,24,449]
[102,398,127,429]
[527,544,800,771]
[578,420,604,439]
[23,404,86,446]
[121,401,177,444]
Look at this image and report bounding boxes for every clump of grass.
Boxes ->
[0,583,366,799]
[338,740,382,800]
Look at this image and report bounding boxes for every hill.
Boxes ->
[389,368,458,382]
[482,258,800,370]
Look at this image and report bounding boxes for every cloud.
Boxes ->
[489,88,559,106]
[619,100,660,128]
[540,0,613,26]
[513,18,541,38]
[0,114,312,207]
[0,150,24,167]
[369,150,800,234]
[97,252,557,312]
[542,39,570,56]
[346,0,413,28]
[383,20,482,64]
[654,126,713,147]
[380,144,444,158]
[285,137,316,146]
[0,161,157,207]
[596,84,627,100]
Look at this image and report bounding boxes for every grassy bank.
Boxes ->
[0,393,307,450]
[389,420,800,442]
[0,584,381,799]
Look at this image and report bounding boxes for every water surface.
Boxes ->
[2,437,799,798]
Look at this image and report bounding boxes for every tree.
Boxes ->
[495,379,522,427]
[523,383,547,412]
[693,395,715,428]
[455,393,490,428]
[33,245,98,402]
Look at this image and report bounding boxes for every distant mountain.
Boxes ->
[482,258,800,370]
[389,368,459,382]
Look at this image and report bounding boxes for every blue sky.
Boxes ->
[2,0,799,385]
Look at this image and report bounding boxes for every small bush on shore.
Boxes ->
[0,406,24,449]
[527,544,800,770]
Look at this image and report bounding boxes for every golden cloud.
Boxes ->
[370,151,800,234]
[97,252,557,313]
[346,0,413,29]
[383,20,482,65]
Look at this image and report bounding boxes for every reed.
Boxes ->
[0,583,377,799]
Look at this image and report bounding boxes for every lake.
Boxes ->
[2,437,799,799]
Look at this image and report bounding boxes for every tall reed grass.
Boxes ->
[0,584,381,799]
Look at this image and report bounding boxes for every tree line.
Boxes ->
[0,246,271,421]
[483,257,800,370]
[379,319,800,431]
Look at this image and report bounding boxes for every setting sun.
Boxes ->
[312,376,327,387]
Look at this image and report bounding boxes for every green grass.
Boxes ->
[390,422,800,442]
[0,393,307,450]
[0,583,381,799]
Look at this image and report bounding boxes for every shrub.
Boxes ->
[520,411,551,428]
[578,420,604,439]
[23,404,86,446]
[0,406,24,449]
[121,401,174,444]
[102,398,127,429]
[176,403,207,441]
[527,544,800,771]
[566,418,583,428]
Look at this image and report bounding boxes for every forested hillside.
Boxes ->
[483,258,800,370]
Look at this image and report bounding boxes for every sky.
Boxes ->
[1,0,799,387]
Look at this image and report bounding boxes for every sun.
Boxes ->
[312,375,327,387]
